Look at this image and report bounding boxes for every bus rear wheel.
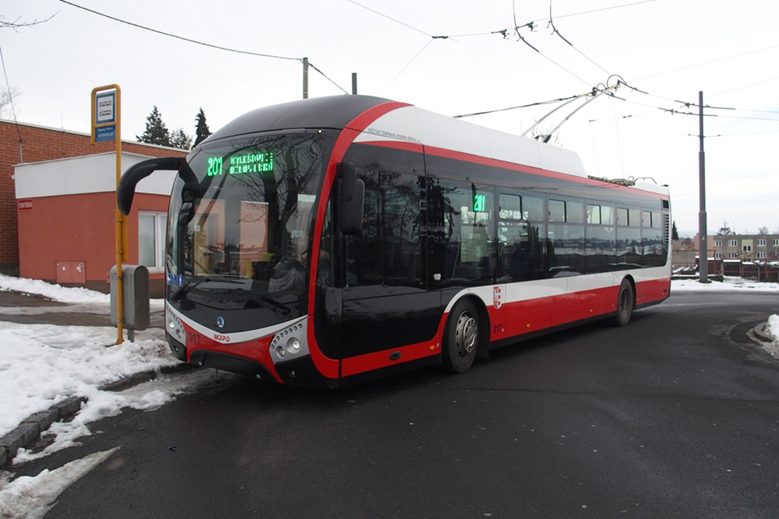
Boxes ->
[443,299,480,373]
[613,278,635,327]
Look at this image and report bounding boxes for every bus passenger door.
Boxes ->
[337,146,442,375]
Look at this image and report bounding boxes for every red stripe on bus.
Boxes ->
[340,277,669,377]
[306,101,412,380]
[183,322,283,384]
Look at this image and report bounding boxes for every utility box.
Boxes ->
[110,265,150,330]
[55,261,87,284]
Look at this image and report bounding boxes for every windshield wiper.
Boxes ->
[171,276,208,301]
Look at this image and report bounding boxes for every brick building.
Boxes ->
[1,119,187,281]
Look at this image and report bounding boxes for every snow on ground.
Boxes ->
[0,274,109,304]
[0,275,237,519]
[0,321,177,438]
[672,276,779,292]
[0,274,232,449]
[0,448,120,519]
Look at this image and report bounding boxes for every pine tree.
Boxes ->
[194,108,211,146]
[170,128,193,150]
[137,106,171,146]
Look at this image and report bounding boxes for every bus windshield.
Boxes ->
[166,131,334,317]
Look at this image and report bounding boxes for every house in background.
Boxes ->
[1,119,187,294]
[694,233,779,260]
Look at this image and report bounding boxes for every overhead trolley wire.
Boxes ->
[60,0,299,61]
[59,0,351,94]
[452,93,582,119]
[346,0,436,39]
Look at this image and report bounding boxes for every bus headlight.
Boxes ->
[269,318,309,363]
[166,303,185,342]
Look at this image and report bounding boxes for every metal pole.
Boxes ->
[698,91,709,283]
[352,73,358,95]
[303,57,309,99]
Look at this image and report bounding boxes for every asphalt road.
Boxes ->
[17,291,779,518]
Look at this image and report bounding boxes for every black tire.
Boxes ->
[442,299,480,373]
[613,278,635,327]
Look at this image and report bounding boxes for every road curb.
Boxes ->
[0,364,201,468]
[753,322,775,343]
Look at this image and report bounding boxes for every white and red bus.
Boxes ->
[118,95,671,388]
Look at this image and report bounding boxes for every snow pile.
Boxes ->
[672,277,779,292]
[0,448,120,519]
[0,273,109,304]
[0,275,234,469]
[0,321,178,439]
[761,315,779,360]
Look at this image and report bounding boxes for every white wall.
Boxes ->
[15,152,177,199]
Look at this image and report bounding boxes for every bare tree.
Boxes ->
[0,87,20,119]
[0,13,58,31]
[757,226,769,235]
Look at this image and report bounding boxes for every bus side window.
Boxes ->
[439,180,494,283]
[344,166,423,288]
[548,198,584,276]
[498,192,545,281]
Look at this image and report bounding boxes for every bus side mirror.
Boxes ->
[118,156,187,215]
[337,162,364,235]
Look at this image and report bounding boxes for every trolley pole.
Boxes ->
[352,73,358,95]
[698,91,709,283]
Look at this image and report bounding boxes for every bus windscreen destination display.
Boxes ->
[207,152,274,177]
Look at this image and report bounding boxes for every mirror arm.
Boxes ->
[117,156,187,215]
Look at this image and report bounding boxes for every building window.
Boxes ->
[729,239,738,247]
[714,252,722,258]
[757,252,767,258]
[728,252,739,259]
[743,245,752,252]
[757,239,766,246]
[714,239,722,247]
[773,239,779,246]
[139,212,167,271]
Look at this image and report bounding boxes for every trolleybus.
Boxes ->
[118,95,671,388]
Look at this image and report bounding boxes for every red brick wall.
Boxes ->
[18,192,171,295]
[0,120,188,272]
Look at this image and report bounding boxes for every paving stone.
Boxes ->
[22,410,59,433]
[0,445,8,467]
[0,423,39,462]
[101,371,156,392]
[52,396,87,419]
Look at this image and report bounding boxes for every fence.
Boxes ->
[672,247,779,282]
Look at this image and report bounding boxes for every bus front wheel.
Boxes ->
[443,299,480,373]
[613,279,635,327]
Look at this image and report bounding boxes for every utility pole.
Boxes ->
[303,57,309,99]
[698,91,709,283]
[352,73,358,95]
